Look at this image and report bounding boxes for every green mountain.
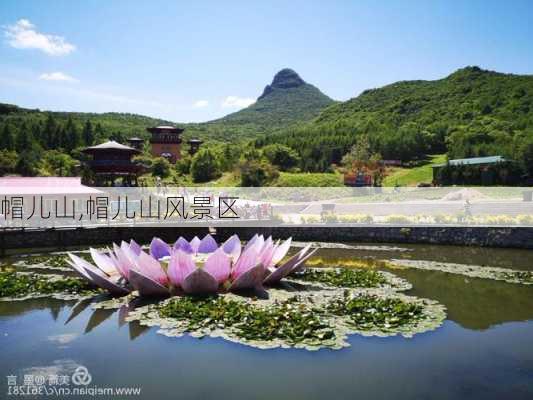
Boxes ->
[0,68,334,144]
[0,103,173,143]
[257,66,533,172]
[190,68,335,141]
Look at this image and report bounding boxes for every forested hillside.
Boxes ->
[256,67,533,173]
[188,68,334,141]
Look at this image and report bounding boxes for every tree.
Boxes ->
[0,124,15,151]
[341,134,371,171]
[64,117,81,152]
[38,150,78,176]
[219,144,241,171]
[82,120,94,145]
[262,144,300,171]
[0,150,17,175]
[94,123,106,143]
[16,151,38,176]
[43,114,57,149]
[175,156,191,175]
[152,157,171,178]
[15,123,35,153]
[239,160,279,186]
[190,149,221,182]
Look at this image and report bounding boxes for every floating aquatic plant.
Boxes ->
[158,295,334,345]
[297,268,388,288]
[327,292,424,331]
[119,281,445,350]
[388,259,533,285]
[0,270,97,299]
[66,234,317,297]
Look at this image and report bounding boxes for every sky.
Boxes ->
[1,0,533,123]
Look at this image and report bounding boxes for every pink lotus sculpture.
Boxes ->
[66,234,316,297]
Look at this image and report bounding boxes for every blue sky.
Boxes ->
[1,0,532,122]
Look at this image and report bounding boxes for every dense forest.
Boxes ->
[2,66,533,183]
[255,67,533,175]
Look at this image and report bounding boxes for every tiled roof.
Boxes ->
[432,155,508,168]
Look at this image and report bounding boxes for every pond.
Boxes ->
[1,242,533,399]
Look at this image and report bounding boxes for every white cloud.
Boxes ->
[47,333,79,345]
[39,72,78,83]
[4,19,75,55]
[221,95,255,109]
[193,99,209,108]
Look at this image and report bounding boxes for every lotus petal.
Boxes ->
[150,237,171,260]
[264,245,315,285]
[291,248,318,274]
[167,250,195,287]
[190,236,201,253]
[181,269,219,294]
[198,234,218,253]
[66,253,93,281]
[258,237,275,267]
[107,247,126,279]
[84,266,130,295]
[134,251,168,285]
[129,239,142,255]
[245,234,265,252]
[222,234,241,260]
[111,243,132,279]
[120,241,137,263]
[229,263,265,291]
[90,248,118,276]
[174,236,193,253]
[232,247,260,279]
[243,234,258,252]
[270,237,292,266]
[204,248,230,283]
[129,269,169,297]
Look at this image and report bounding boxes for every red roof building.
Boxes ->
[148,125,183,164]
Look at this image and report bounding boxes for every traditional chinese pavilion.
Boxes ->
[128,137,144,150]
[148,125,184,163]
[188,138,203,156]
[82,140,145,186]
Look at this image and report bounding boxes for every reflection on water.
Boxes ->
[61,297,151,340]
[315,242,533,271]
[393,268,533,330]
[1,243,533,399]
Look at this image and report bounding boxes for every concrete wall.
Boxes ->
[2,225,533,256]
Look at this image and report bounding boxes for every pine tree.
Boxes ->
[82,120,94,145]
[94,123,105,144]
[0,124,15,151]
[56,126,67,149]
[43,114,57,149]
[15,123,34,152]
[64,117,81,152]
[32,122,44,148]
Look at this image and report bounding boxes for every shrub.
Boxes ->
[262,144,300,171]
[152,157,172,178]
[239,160,279,187]
[190,149,221,183]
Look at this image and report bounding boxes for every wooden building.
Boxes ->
[148,125,183,163]
[187,138,203,156]
[82,140,145,186]
[128,137,144,150]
